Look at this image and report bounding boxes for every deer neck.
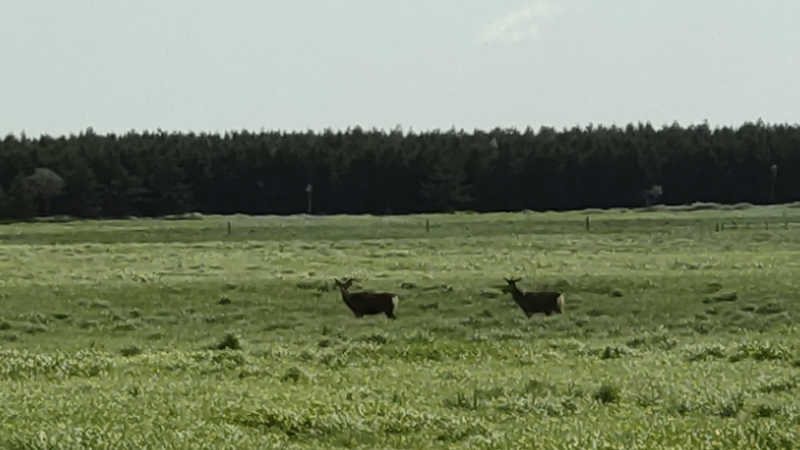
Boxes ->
[509,286,526,303]
[338,287,355,308]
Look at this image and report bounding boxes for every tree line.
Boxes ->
[0,121,797,219]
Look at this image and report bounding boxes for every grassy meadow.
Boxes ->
[1,203,800,449]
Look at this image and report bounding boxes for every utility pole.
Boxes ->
[305,184,313,214]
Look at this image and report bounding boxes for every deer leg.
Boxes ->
[386,311,397,320]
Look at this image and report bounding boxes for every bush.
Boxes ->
[729,342,790,362]
[281,366,309,383]
[600,345,633,359]
[716,391,745,418]
[593,382,620,404]
[686,344,726,362]
[214,332,244,351]
[119,345,143,357]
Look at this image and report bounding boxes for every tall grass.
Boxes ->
[1,206,799,448]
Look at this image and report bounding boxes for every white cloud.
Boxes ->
[479,1,561,45]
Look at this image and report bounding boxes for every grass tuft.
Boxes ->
[281,366,309,383]
[703,291,737,304]
[213,332,245,351]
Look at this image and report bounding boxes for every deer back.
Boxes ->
[342,290,398,315]
[518,291,564,314]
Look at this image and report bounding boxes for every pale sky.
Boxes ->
[2,0,798,137]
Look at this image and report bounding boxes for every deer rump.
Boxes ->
[513,292,564,317]
[342,292,399,319]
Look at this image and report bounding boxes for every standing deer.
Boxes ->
[502,277,564,317]
[333,278,399,320]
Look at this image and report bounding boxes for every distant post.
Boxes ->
[305,184,313,214]
[227,221,232,235]
[426,219,430,233]
[585,216,591,231]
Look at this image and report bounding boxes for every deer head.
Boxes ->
[334,278,357,291]
[503,277,522,292]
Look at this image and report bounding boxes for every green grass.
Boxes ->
[1,204,800,448]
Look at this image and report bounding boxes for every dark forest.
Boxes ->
[1,121,797,219]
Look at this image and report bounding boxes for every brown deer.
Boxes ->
[333,278,399,320]
[502,277,564,317]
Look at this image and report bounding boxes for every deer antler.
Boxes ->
[335,277,357,289]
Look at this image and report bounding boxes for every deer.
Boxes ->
[502,277,564,317]
[333,278,399,320]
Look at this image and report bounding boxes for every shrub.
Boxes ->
[686,344,726,362]
[119,345,143,357]
[729,342,790,362]
[523,379,556,398]
[600,345,633,359]
[593,382,620,404]
[214,332,244,351]
[281,366,309,383]
[758,377,797,394]
[359,333,389,345]
[716,391,745,418]
[753,403,782,418]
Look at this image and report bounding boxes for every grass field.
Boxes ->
[2,203,800,449]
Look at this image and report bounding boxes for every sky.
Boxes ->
[1,0,798,137]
